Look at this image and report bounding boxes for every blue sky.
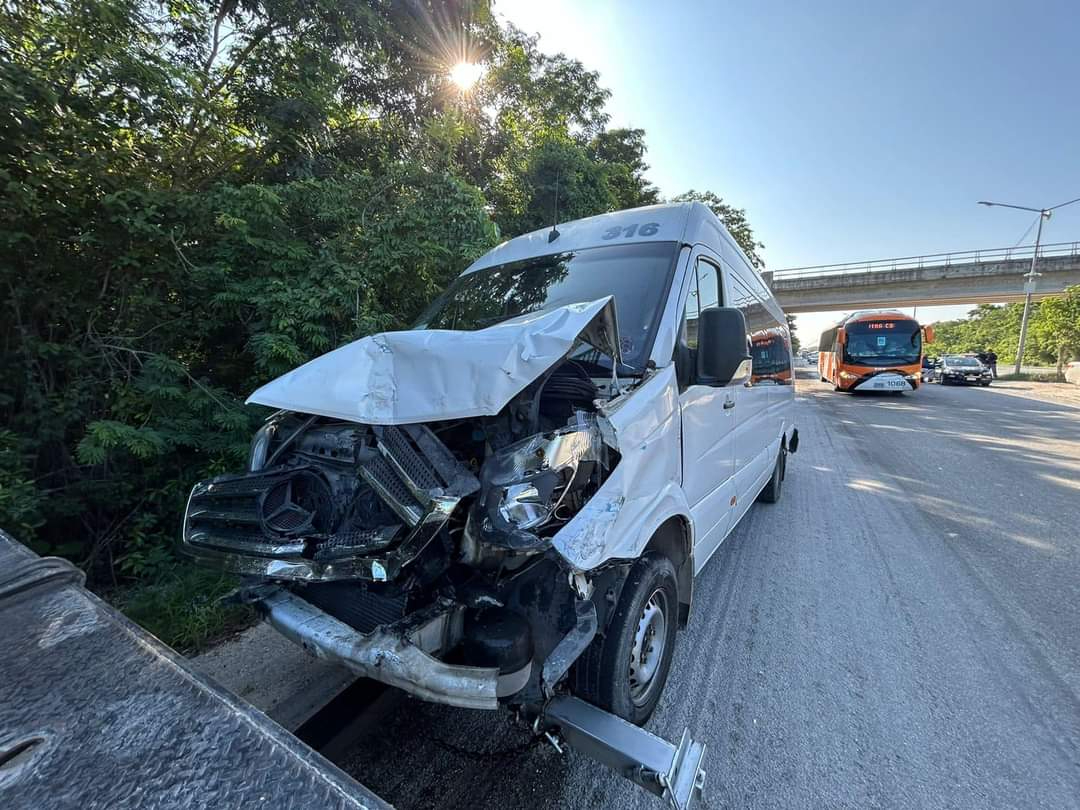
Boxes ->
[494,0,1080,343]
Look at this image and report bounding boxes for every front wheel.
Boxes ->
[570,554,679,726]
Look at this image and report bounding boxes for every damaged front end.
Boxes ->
[180,300,623,710]
[181,293,706,808]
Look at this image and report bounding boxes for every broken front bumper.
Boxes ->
[255,587,501,710]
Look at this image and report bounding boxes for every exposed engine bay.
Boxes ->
[182,330,634,710]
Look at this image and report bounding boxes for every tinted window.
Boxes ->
[417,242,679,372]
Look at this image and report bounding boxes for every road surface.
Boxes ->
[324,370,1080,809]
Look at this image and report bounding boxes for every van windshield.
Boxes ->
[416,242,680,372]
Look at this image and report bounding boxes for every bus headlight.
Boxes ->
[839,371,858,380]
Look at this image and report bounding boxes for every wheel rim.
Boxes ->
[628,587,669,705]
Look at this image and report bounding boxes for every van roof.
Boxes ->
[463,202,734,275]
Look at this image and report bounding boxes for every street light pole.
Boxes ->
[977,195,1080,375]
[1014,211,1047,375]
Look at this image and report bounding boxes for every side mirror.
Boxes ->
[836,327,846,346]
[923,324,935,343]
[698,307,750,385]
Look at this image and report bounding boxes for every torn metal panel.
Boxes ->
[550,365,692,571]
[246,298,620,425]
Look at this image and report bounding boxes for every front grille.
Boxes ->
[184,467,331,557]
[300,582,408,634]
[314,526,400,560]
[360,452,424,526]
[379,426,442,490]
[182,422,480,581]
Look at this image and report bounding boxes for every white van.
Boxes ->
[181,202,797,807]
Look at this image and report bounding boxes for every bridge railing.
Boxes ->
[772,241,1080,280]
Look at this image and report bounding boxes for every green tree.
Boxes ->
[589,128,661,210]
[669,190,765,268]
[786,315,801,353]
[0,0,768,649]
[1032,286,1080,376]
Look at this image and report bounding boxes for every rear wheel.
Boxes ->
[570,554,679,726]
[758,444,787,503]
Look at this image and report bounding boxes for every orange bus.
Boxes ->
[750,327,794,386]
[818,310,934,392]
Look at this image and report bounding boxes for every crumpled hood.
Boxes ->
[246,298,621,425]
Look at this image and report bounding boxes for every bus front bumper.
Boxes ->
[851,372,917,392]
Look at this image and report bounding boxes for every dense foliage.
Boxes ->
[925,286,1080,374]
[1,0,768,646]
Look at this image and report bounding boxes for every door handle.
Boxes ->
[723,399,735,410]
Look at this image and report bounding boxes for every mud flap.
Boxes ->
[544,695,706,810]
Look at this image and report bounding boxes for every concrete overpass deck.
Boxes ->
[764,241,1080,313]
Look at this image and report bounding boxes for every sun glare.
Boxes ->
[449,61,484,91]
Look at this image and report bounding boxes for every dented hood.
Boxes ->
[247,298,621,425]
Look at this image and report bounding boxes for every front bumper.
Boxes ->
[851,371,916,392]
[256,587,501,710]
[943,372,992,384]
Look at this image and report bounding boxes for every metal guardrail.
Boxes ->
[772,241,1080,280]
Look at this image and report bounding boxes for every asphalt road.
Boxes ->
[336,369,1080,809]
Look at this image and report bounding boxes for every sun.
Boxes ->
[449,61,484,91]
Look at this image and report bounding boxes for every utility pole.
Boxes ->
[1015,211,1047,376]
[978,196,1080,375]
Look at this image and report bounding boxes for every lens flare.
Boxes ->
[449,61,484,91]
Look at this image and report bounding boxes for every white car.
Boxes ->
[1066,361,1080,385]
[179,203,798,804]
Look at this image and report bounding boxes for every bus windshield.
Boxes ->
[843,319,922,367]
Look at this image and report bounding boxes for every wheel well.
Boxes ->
[644,516,693,627]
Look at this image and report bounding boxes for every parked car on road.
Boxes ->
[938,354,992,386]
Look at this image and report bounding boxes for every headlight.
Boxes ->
[476,423,602,537]
[839,371,857,380]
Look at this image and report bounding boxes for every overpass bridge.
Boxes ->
[763,242,1080,313]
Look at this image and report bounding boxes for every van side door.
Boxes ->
[676,253,737,567]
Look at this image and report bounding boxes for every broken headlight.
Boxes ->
[473,422,601,547]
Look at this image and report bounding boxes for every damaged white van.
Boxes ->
[181,201,797,808]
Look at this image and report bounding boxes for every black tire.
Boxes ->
[570,554,679,726]
[758,444,786,503]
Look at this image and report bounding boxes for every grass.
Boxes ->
[110,561,256,654]
[996,371,1066,383]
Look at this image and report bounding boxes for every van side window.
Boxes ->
[697,259,721,311]
[681,258,722,351]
